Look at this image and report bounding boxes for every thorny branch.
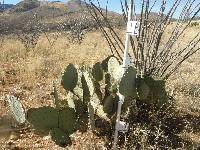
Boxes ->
[86,0,200,79]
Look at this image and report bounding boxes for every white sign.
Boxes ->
[116,121,129,132]
[127,21,140,36]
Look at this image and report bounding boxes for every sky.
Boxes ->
[2,0,200,18]
[3,0,123,13]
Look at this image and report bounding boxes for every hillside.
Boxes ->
[8,0,40,13]
[0,0,182,35]
[0,4,14,12]
[0,0,123,35]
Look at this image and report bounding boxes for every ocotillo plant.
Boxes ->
[86,0,200,79]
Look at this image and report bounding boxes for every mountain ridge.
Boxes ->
[0,0,123,35]
[0,0,85,13]
[0,4,14,12]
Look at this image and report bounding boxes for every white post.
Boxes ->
[112,0,134,149]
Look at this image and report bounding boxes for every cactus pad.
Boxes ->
[58,107,77,134]
[101,55,113,72]
[51,82,60,109]
[109,83,118,94]
[103,95,118,117]
[6,95,26,124]
[73,70,84,99]
[81,73,91,103]
[88,102,95,129]
[144,77,168,106]
[61,64,78,91]
[107,56,123,81]
[119,67,137,97]
[26,106,58,134]
[92,62,104,81]
[104,73,112,100]
[67,91,87,115]
[93,81,103,102]
[137,78,150,101]
[66,91,76,110]
[82,70,94,98]
[50,128,71,147]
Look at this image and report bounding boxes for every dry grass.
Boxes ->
[0,24,200,149]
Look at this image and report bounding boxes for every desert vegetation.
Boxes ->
[0,0,200,149]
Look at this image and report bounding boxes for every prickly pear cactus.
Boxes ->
[101,55,114,72]
[107,56,123,81]
[61,64,78,91]
[137,78,150,101]
[66,91,76,110]
[119,67,137,97]
[82,70,94,97]
[51,81,60,109]
[50,128,71,147]
[109,84,118,94]
[81,73,91,104]
[103,95,118,117]
[92,62,104,81]
[104,73,112,99]
[88,102,95,130]
[73,69,84,99]
[24,55,171,148]
[6,95,26,124]
[93,80,103,103]
[58,107,77,134]
[26,106,58,134]
[27,55,171,148]
[26,105,79,146]
[144,76,168,106]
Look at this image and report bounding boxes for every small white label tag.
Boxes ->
[116,121,129,132]
[127,21,140,36]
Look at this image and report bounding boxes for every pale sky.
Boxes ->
[2,0,200,18]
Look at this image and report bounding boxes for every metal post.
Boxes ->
[112,0,134,149]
